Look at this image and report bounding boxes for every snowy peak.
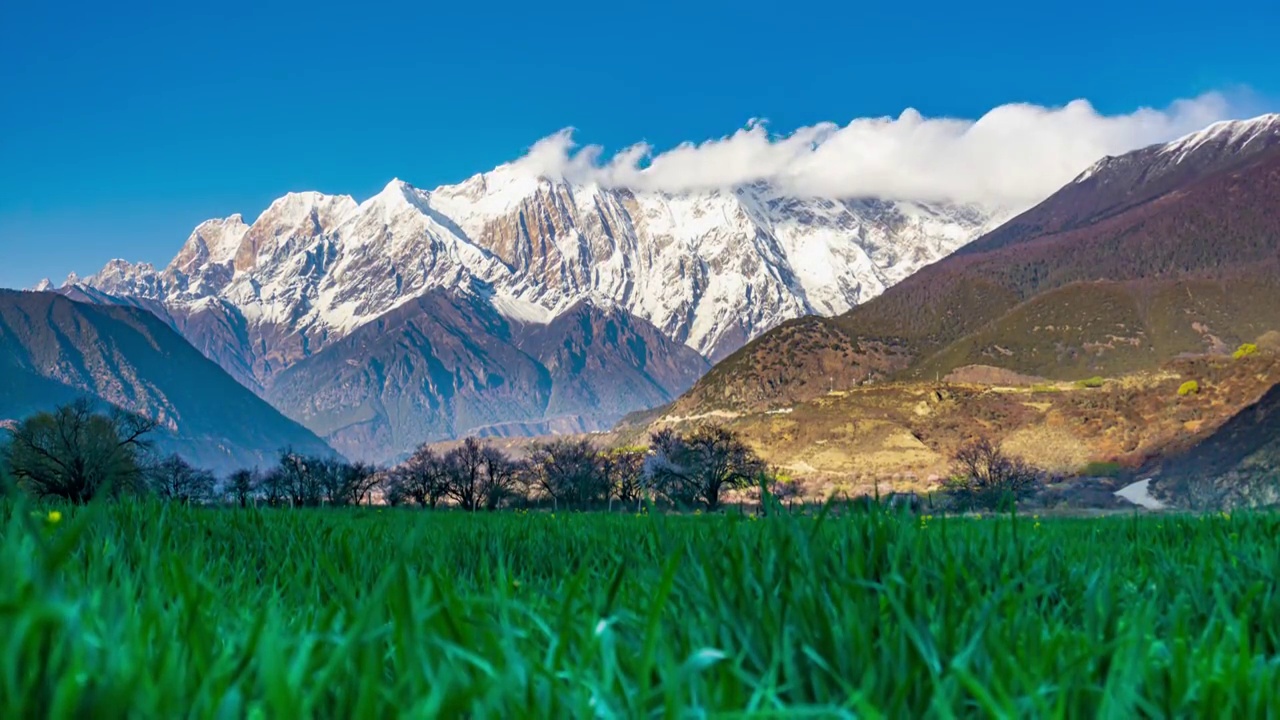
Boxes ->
[429,165,551,227]
[170,214,251,275]
[72,155,1010,375]
[362,178,430,216]
[251,191,357,236]
[74,172,1000,363]
[1158,113,1280,163]
[1070,113,1280,190]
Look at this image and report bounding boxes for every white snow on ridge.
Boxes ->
[72,170,1004,360]
[1157,113,1280,164]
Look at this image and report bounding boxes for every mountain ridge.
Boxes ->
[664,114,1280,417]
[67,169,1006,366]
[0,290,336,474]
[53,157,1010,462]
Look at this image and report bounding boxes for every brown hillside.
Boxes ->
[610,353,1279,503]
[671,133,1280,416]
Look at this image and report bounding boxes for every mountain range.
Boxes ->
[51,163,1007,463]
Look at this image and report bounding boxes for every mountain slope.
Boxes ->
[670,114,1280,415]
[0,290,335,474]
[263,289,707,463]
[1151,379,1280,509]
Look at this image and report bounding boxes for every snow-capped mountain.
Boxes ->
[1074,113,1280,185]
[75,167,1005,365]
[961,113,1280,257]
[62,159,1010,461]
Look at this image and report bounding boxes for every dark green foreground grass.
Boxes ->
[3,501,1279,718]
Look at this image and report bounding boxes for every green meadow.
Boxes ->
[3,500,1279,718]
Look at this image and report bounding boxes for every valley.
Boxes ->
[9,4,1280,715]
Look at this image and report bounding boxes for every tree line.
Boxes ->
[3,399,1046,513]
[1,399,782,512]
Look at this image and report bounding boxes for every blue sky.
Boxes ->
[2,0,1278,290]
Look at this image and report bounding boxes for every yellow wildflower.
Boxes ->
[47,510,62,525]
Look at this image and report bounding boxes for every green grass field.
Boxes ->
[4,500,1279,718]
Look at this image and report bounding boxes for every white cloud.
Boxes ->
[507,92,1246,208]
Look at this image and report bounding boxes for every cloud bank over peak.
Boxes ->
[507,92,1244,208]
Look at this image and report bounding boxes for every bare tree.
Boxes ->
[344,462,381,506]
[479,446,522,510]
[527,438,606,510]
[316,459,379,506]
[601,446,648,510]
[378,470,409,507]
[147,454,217,504]
[399,444,450,508]
[277,449,323,507]
[259,466,288,507]
[646,425,765,511]
[3,398,157,503]
[443,437,487,512]
[943,438,1043,511]
[225,468,260,508]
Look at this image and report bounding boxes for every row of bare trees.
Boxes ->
[2,399,774,511]
[379,426,769,512]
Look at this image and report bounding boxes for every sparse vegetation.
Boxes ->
[1233,342,1259,359]
[1076,376,1106,389]
[1080,460,1123,478]
[942,438,1044,511]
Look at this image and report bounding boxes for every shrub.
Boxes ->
[1178,380,1201,396]
[1232,343,1258,360]
[942,438,1044,512]
[1081,461,1123,478]
[1075,376,1106,389]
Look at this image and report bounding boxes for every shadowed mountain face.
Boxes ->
[1152,382,1280,510]
[263,291,708,463]
[0,291,335,475]
[670,116,1280,416]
